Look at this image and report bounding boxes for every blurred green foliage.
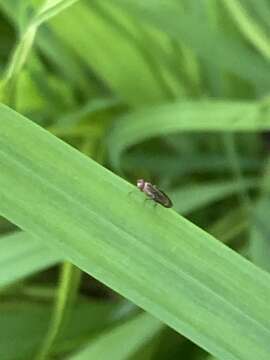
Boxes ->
[1,1,270,359]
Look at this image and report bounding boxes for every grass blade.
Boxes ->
[172,179,257,215]
[250,198,270,272]
[1,0,80,104]
[35,262,82,360]
[0,299,130,360]
[222,0,270,61]
[0,104,270,360]
[114,0,270,88]
[69,312,162,360]
[46,1,169,106]
[106,100,264,169]
[0,231,61,288]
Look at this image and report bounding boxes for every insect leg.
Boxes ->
[143,197,152,204]
[128,189,136,197]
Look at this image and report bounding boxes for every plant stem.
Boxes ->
[35,261,82,360]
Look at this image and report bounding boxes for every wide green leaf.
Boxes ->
[0,104,270,360]
[0,179,252,289]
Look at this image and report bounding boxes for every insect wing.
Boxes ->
[141,181,173,208]
[151,185,173,208]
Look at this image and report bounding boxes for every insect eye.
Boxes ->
[137,179,144,189]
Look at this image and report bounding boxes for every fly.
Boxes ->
[137,179,173,208]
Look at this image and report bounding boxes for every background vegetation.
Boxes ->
[1,1,270,359]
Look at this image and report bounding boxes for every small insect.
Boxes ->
[137,179,173,208]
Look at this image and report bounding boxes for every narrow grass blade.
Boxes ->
[34,0,80,27]
[222,0,270,61]
[172,179,257,214]
[0,231,61,288]
[106,101,264,169]
[250,197,270,272]
[114,0,270,88]
[46,1,169,106]
[0,105,270,360]
[69,312,162,360]
[36,262,82,360]
[1,0,80,104]
[0,299,130,360]
[122,153,260,178]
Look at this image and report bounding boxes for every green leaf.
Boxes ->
[0,231,61,288]
[1,0,80,104]
[172,179,257,214]
[46,1,171,106]
[209,206,248,245]
[0,299,131,360]
[34,0,80,27]
[1,179,253,289]
[222,0,270,61]
[0,104,270,360]
[106,100,264,169]
[68,312,162,360]
[122,153,260,178]
[35,261,82,360]
[250,197,270,272]
[0,179,253,289]
[114,0,270,89]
